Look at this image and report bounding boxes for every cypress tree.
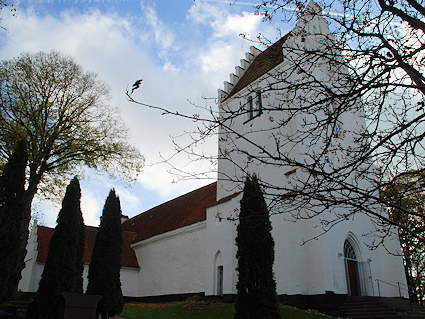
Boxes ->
[37,177,85,318]
[234,175,281,319]
[87,189,124,319]
[0,140,27,302]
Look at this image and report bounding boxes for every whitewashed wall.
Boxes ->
[205,194,407,298]
[214,2,408,299]
[18,225,140,297]
[20,262,139,297]
[131,222,207,297]
[205,197,239,296]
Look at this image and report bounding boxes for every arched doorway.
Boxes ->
[214,251,223,296]
[344,240,360,296]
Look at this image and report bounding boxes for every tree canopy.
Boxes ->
[0,50,143,201]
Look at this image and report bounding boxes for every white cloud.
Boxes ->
[187,2,224,26]
[185,1,280,90]
[31,198,58,227]
[198,40,243,87]
[215,11,262,38]
[114,186,142,215]
[187,2,262,39]
[0,1,281,227]
[81,188,103,227]
[142,5,176,50]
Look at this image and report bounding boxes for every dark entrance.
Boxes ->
[344,240,360,296]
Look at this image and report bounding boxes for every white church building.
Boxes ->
[19,1,408,313]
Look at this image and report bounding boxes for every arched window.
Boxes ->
[344,240,357,261]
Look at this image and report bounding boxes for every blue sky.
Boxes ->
[0,0,287,227]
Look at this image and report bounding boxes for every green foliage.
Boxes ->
[0,140,27,302]
[234,175,281,319]
[0,50,143,199]
[37,177,85,318]
[120,303,329,319]
[87,189,124,319]
[382,170,425,303]
[121,303,234,319]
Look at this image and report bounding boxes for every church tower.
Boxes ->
[205,0,408,306]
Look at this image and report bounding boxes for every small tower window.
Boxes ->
[245,92,263,123]
[257,91,263,114]
[247,96,254,120]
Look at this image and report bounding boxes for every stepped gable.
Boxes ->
[122,182,218,243]
[36,225,140,268]
[227,35,288,99]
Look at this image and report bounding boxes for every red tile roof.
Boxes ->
[227,35,288,98]
[36,225,140,269]
[122,182,218,243]
[36,182,234,261]
[36,226,54,263]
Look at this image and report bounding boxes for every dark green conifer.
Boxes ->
[87,189,124,319]
[0,140,27,302]
[37,177,85,318]
[234,175,281,319]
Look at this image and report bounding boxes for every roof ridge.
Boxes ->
[125,181,217,221]
[121,182,218,243]
[37,224,137,235]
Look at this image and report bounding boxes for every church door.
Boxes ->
[344,240,360,296]
[347,259,360,296]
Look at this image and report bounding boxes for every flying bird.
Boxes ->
[131,78,144,94]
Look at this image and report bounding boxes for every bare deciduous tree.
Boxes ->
[127,0,425,250]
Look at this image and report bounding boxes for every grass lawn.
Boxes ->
[120,302,331,319]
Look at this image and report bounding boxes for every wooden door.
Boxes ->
[347,260,360,296]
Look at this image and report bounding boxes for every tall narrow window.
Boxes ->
[247,96,254,120]
[257,91,263,114]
